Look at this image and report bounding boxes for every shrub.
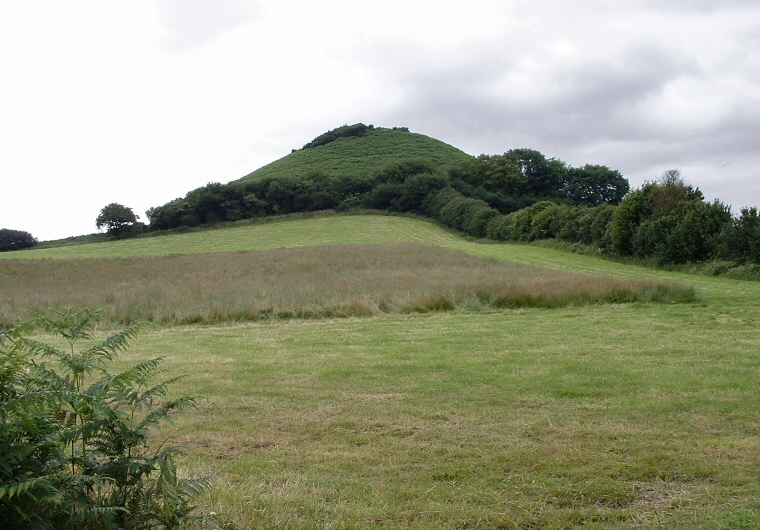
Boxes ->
[0,308,213,529]
[301,123,372,150]
[422,188,461,218]
[505,201,557,241]
[438,196,497,236]
[529,204,562,240]
[0,229,37,251]
[485,215,512,241]
[719,207,760,264]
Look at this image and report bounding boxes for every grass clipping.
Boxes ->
[0,243,695,326]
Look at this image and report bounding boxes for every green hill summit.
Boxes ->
[237,124,473,183]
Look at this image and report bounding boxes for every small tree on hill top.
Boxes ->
[96,202,138,238]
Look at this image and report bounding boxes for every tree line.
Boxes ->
[141,151,758,269]
[145,149,629,229]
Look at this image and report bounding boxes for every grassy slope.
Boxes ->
[0,215,463,259]
[9,214,760,528]
[236,127,473,182]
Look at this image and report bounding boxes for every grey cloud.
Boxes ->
[158,0,260,50]
[377,44,699,152]
[634,0,760,13]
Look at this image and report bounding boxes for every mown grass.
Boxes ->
[6,213,760,528]
[0,243,693,328]
[128,297,759,529]
[0,215,460,260]
[238,127,473,183]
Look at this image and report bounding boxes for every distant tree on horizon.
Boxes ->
[0,228,37,251]
[96,202,138,239]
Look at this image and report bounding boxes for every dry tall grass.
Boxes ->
[0,243,693,327]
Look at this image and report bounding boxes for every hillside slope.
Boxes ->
[237,126,473,182]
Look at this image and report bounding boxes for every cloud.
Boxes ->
[158,0,261,50]
[635,0,760,13]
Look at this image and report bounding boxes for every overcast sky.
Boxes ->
[2,0,759,241]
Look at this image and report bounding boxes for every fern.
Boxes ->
[1,309,214,529]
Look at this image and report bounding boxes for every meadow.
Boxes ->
[0,241,693,328]
[3,215,759,528]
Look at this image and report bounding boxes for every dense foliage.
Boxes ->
[0,228,37,252]
[96,203,140,239]
[301,123,373,150]
[479,172,759,269]
[0,308,213,529]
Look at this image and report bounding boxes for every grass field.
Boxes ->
[0,215,462,260]
[4,214,760,528]
[0,241,694,328]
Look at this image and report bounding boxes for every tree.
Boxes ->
[96,203,138,238]
[719,207,760,264]
[608,170,734,263]
[482,154,527,194]
[505,148,566,197]
[0,228,37,252]
[563,165,630,205]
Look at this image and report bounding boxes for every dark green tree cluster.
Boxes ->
[719,207,760,264]
[481,170,760,267]
[483,201,616,245]
[301,123,373,150]
[0,308,213,529]
[148,172,373,229]
[96,203,141,239]
[0,228,37,252]
[448,149,629,212]
[605,171,732,263]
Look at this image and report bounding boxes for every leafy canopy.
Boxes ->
[0,228,37,252]
[96,203,138,238]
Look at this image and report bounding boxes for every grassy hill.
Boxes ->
[236,126,473,182]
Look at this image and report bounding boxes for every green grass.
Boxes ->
[7,213,760,528]
[0,215,462,260]
[237,127,473,182]
[131,294,759,528]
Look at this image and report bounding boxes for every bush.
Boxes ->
[438,195,497,237]
[485,215,512,241]
[422,188,461,218]
[0,308,213,529]
[505,201,557,241]
[301,123,372,150]
[396,173,449,214]
[0,229,37,252]
[719,207,760,264]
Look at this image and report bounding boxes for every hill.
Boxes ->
[236,125,473,183]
